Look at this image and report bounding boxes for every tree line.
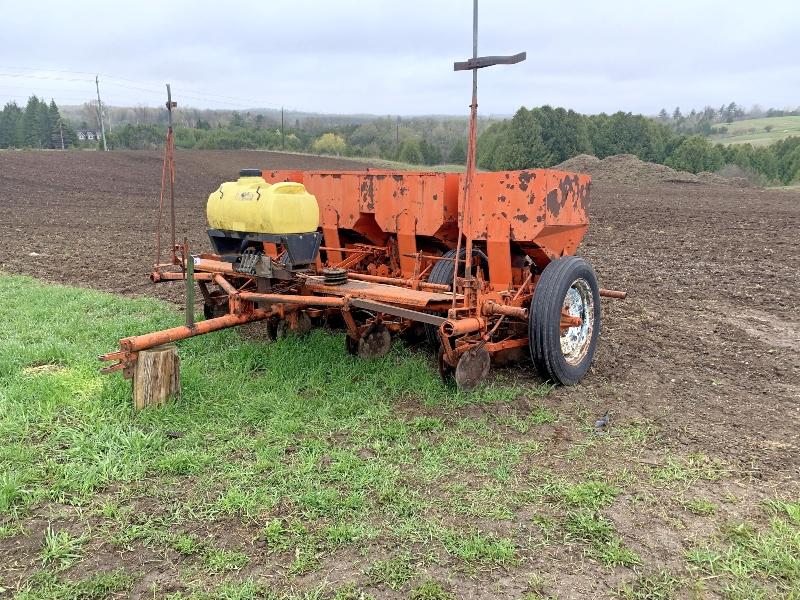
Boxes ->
[476,106,800,184]
[658,102,800,135]
[102,114,477,166]
[0,97,79,149]
[4,92,799,184]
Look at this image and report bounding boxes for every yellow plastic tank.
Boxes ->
[207,169,319,234]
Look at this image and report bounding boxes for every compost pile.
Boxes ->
[556,153,750,187]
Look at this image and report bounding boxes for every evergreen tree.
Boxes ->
[419,139,442,165]
[398,138,423,164]
[532,106,592,164]
[0,102,23,148]
[476,121,509,170]
[448,138,467,164]
[22,96,44,147]
[37,99,54,148]
[48,100,62,148]
[492,107,551,169]
[665,136,724,173]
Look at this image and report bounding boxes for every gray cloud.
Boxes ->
[1,0,798,115]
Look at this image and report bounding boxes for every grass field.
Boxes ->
[1,275,799,598]
[708,116,800,146]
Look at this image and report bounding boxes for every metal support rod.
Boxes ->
[185,240,194,327]
[459,0,480,302]
[150,271,213,282]
[119,309,274,353]
[213,273,238,295]
[344,271,451,292]
[452,0,525,309]
[238,292,346,307]
[166,84,177,264]
[482,301,527,320]
[195,258,235,274]
[452,1,478,307]
[442,316,485,336]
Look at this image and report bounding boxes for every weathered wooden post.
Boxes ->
[132,344,180,409]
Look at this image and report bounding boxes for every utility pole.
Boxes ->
[396,116,400,149]
[95,74,108,151]
[281,106,285,150]
[59,121,65,150]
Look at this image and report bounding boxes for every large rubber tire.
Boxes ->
[529,256,601,385]
[425,248,488,346]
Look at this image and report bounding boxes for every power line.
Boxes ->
[0,67,290,110]
[98,73,284,108]
[0,72,94,83]
[0,65,98,76]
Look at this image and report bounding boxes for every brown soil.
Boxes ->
[1,150,799,597]
[1,150,798,476]
[0,150,372,303]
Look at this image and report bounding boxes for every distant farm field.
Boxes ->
[708,115,800,146]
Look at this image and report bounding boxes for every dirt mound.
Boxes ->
[697,170,751,188]
[556,153,749,187]
[553,153,600,174]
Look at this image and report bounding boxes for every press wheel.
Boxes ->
[275,312,312,339]
[454,346,491,391]
[356,322,392,359]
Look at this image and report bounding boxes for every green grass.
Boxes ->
[0,275,533,518]
[0,273,772,597]
[40,526,86,570]
[707,115,800,146]
[366,553,417,589]
[202,547,250,574]
[649,453,724,486]
[15,570,133,600]
[442,530,518,566]
[615,570,682,599]
[564,510,641,567]
[409,580,456,600]
[0,274,551,591]
[685,499,800,598]
[682,496,716,516]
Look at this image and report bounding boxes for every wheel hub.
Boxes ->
[560,278,595,365]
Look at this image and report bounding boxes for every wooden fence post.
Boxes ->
[133,344,180,409]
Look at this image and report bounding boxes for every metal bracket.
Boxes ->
[454,52,526,71]
[350,298,446,327]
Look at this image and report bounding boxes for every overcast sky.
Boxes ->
[1,0,798,116]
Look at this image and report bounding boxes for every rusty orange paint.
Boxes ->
[108,166,597,377]
[261,168,591,286]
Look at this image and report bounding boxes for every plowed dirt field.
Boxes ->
[1,149,798,598]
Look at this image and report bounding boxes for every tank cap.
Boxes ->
[239,168,262,177]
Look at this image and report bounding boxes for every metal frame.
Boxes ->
[99,3,626,387]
